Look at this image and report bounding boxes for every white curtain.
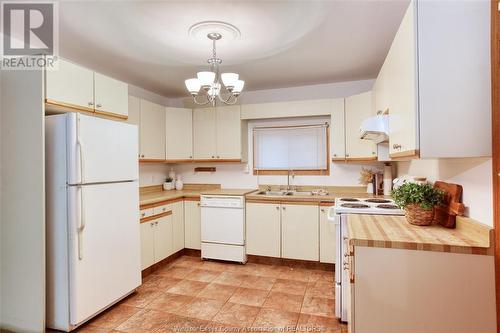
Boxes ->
[254,124,328,170]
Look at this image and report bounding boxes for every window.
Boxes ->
[253,123,329,175]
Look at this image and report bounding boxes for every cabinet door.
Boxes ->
[246,202,281,257]
[319,206,336,263]
[46,58,94,111]
[331,98,345,160]
[216,105,241,159]
[140,100,165,160]
[165,107,193,160]
[127,96,140,158]
[154,215,173,263]
[140,221,155,270]
[184,200,201,250]
[281,204,319,261]
[345,91,377,160]
[94,72,128,118]
[171,201,185,253]
[193,108,216,159]
[387,3,418,157]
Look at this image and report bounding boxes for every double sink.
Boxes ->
[256,190,324,197]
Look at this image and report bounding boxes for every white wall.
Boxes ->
[396,158,493,226]
[129,84,169,106]
[168,79,375,108]
[1,69,46,332]
[173,116,383,189]
[139,164,172,186]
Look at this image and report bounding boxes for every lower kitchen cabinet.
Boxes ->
[281,204,319,261]
[171,201,185,252]
[184,200,201,250]
[140,214,173,270]
[319,205,336,263]
[246,202,281,257]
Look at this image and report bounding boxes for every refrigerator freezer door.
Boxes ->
[68,181,141,326]
[67,113,138,185]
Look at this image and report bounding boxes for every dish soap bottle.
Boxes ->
[175,175,184,191]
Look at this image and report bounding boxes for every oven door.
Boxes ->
[340,214,349,322]
[334,213,343,320]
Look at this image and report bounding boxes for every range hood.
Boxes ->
[359,115,389,143]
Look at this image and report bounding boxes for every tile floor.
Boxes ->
[68,256,347,333]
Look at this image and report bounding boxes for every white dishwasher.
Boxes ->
[200,195,246,263]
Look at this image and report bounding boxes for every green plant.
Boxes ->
[165,177,174,183]
[391,182,445,210]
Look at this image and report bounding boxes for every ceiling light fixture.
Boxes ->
[184,32,244,106]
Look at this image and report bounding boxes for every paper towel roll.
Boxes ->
[383,165,392,195]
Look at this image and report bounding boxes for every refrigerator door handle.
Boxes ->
[76,114,85,184]
[77,185,86,260]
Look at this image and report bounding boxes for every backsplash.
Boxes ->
[139,164,171,186]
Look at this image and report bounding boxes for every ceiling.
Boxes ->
[59,0,410,98]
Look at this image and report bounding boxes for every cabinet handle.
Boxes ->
[393,144,402,150]
[190,156,193,159]
[372,152,376,155]
[96,103,102,108]
[211,156,215,159]
[282,206,286,210]
[333,154,337,157]
[141,212,145,217]
[88,102,94,106]
[343,236,348,241]
[141,154,145,158]
[321,208,325,212]
[276,206,280,210]
[150,223,154,228]
[197,202,200,207]
[217,155,220,159]
[345,154,350,157]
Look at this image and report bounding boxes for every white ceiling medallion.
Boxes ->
[185,22,244,106]
[188,21,241,41]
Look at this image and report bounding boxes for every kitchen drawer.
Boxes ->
[153,204,171,216]
[140,208,154,220]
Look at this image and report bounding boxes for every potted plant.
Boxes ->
[163,177,174,191]
[391,182,445,226]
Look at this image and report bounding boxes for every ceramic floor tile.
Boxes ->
[176,297,226,321]
[166,279,209,296]
[145,292,193,314]
[156,266,194,279]
[88,304,139,330]
[213,271,250,287]
[120,286,163,308]
[141,275,182,291]
[185,268,222,283]
[73,324,112,332]
[263,291,304,313]
[278,267,311,282]
[201,260,232,272]
[228,287,269,307]
[271,279,308,296]
[252,308,300,331]
[197,282,238,302]
[155,314,210,333]
[114,309,173,333]
[241,275,276,291]
[297,314,347,333]
[212,302,261,327]
[305,281,335,299]
[301,297,335,318]
[308,270,335,284]
[172,256,205,268]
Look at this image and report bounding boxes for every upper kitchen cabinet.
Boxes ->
[139,100,166,161]
[165,107,193,161]
[93,73,128,119]
[345,91,377,161]
[46,58,94,112]
[193,107,217,160]
[216,105,245,160]
[330,98,346,161]
[193,106,246,161]
[374,0,491,159]
[45,58,129,120]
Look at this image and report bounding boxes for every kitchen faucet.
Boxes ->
[287,170,295,191]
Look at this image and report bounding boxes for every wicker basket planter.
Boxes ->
[404,204,435,226]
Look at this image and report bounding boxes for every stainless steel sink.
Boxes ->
[286,191,314,196]
[256,190,288,196]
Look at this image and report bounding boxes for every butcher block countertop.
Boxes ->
[347,214,494,255]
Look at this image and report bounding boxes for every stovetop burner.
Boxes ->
[365,198,392,203]
[340,198,360,202]
[377,204,399,209]
[341,203,370,209]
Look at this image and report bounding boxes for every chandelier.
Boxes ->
[184,32,244,106]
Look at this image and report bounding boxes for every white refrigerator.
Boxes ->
[45,113,141,331]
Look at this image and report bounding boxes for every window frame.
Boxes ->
[252,123,330,176]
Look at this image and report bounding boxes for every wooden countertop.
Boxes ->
[140,188,257,206]
[245,191,388,204]
[347,214,494,255]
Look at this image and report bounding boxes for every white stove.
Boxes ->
[333,197,404,215]
[328,197,404,323]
